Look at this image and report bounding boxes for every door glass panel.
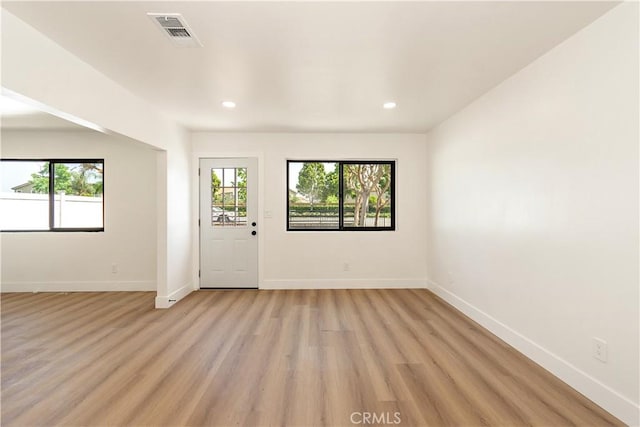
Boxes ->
[211,167,247,227]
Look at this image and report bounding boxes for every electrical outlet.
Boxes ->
[592,337,607,363]
[111,264,118,274]
[343,262,350,272]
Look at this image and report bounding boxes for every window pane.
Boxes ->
[52,162,103,229]
[211,167,247,227]
[0,161,50,230]
[223,168,236,186]
[343,163,393,228]
[288,161,339,230]
[235,168,247,226]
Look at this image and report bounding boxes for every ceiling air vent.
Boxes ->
[147,13,203,47]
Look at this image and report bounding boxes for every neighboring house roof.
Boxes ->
[11,182,34,193]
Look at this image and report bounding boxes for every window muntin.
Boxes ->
[287,160,395,231]
[0,159,104,232]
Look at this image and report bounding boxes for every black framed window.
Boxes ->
[0,159,104,232]
[287,160,395,231]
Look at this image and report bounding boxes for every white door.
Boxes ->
[200,158,258,288]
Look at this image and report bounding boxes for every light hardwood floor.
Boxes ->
[1,289,622,426]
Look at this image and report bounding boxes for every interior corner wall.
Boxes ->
[191,133,428,289]
[426,3,639,425]
[1,130,157,291]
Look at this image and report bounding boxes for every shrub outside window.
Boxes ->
[0,159,104,232]
[287,160,395,231]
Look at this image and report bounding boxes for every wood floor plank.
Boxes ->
[1,289,624,427]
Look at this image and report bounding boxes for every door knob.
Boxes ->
[251,230,257,236]
[252,222,257,227]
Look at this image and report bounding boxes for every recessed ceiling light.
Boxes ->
[383,102,397,109]
[221,101,236,109]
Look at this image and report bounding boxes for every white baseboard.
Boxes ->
[430,280,639,426]
[155,283,193,309]
[261,278,428,290]
[0,280,155,292]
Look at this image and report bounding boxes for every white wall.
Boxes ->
[1,130,157,292]
[1,11,193,307]
[192,133,428,289]
[161,131,193,306]
[426,3,639,425]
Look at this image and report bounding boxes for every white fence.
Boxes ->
[0,192,103,230]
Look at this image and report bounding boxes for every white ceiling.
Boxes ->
[2,1,617,133]
[0,94,84,130]
[1,113,85,130]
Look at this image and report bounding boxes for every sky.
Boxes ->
[288,162,335,191]
[0,161,46,192]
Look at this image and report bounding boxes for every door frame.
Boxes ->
[191,151,264,291]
